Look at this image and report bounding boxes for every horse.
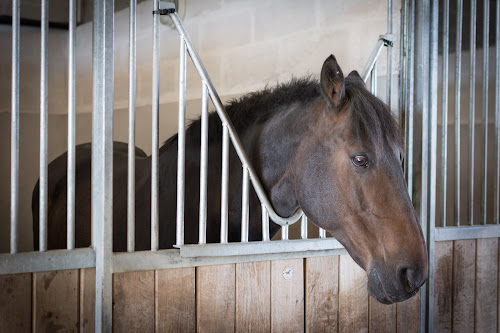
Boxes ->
[33,55,428,304]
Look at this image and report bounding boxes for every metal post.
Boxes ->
[92,0,114,330]
[371,63,378,95]
[441,0,450,227]
[319,228,326,239]
[386,0,393,107]
[241,167,249,242]
[151,0,160,251]
[176,37,187,247]
[39,0,49,252]
[495,0,500,224]
[10,0,20,255]
[481,0,489,225]
[199,84,209,244]
[261,204,270,241]
[281,225,289,240]
[67,0,76,250]
[406,0,415,200]
[220,125,229,243]
[469,0,476,225]
[454,0,463,227]
[300,215,308,239]
[127,0,137,253]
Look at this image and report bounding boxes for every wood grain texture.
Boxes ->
[113,270,154,333]
[397,294,420,333]
[433,241,453,332]
[34,269,79,332]
[156,267,195,332]
[0,273,31,332]
[475,238,498,332]
[196,264,235,333]
[271,258,304,333]
[305,256,339,333]
[369,297,396,332]
[338,255,368,333]
[236,261,271,332]
[452,239,475,333]
[80,268,95,333]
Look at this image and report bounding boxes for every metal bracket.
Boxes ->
[153,1,176,15]
[380,33,397,47]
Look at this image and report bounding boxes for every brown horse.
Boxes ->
[33,55,428,304]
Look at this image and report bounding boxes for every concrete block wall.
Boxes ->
[0,0,399,252]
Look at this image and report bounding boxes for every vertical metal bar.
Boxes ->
[67,0,76,250]
[176,37,187,247]
[399,0,408,126]
[10,0,20,255]
[469,0,477,226]
[386,0,393,107]
[495,0,500,224]
[199,84,209,244]
[454,0,463,226]
[281,225,289,240]
[151,0,160,251]
[39,0,49,253]
[127,0,137,253]
[441,0,450,227]
[300,214,308,239]
[261,204,270,241]
[92,0,114,330]
[406,0,415,200]
[318,228,326,239]
[241,167,249,242]
[371,62,378,95]
[482,0,490,225]
[220,124,229,243]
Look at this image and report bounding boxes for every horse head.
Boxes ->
[294,55,428,304]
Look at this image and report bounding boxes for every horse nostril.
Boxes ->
[398,266,421,293]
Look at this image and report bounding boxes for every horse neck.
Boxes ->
[245,101,319,217]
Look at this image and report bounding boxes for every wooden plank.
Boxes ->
[338,255,368,333]
[80,268,95,333]
[271,258,304,333]
[236,261,271,332]
[305,256,339,333]
[156,267,195,332]
[113,270,154,333]
[369,296,396,332]
[196,264,235,333]
[475,238,498,332]
[397,294,420,333]
[432,241,453,332]
[452,239,475,333]
[34,269,79,332]
[0,273,31,332]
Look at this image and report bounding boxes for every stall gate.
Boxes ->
[1,0,499,332]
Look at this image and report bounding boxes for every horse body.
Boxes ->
[33,55,428,304]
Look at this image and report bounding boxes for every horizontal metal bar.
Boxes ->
[179,238,344,258]
[435,225,500,242]
[0,248,96,275]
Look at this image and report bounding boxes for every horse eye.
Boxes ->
[352,155,369,168]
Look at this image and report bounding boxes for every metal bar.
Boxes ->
[406,0,415,200]
[435,225,500,241]
[300,214,308,239]
[281,225,289,240]
[441,0,450,227]
[39,0,49,252]
[127,0,137,253]
[92,0,114,330]
[496,0,500,224]
[180,238,344,258]
[67,0,76,250]
[399,0,407,126]
[0,248,96,276]
[241,167,250,242]
[454,0,463,226]
[371,62,378,95]
[469,0,477,226]
[481,0,490,225]
[361,34,397,82]
[319,228,326,238]
[220,124,229,243]
[199,84,209,244]
[10,0,20,255]
[151,0,160,251]
[261,204,270,241]
[176,37,187,247]
[386,0,393,107]
[168,12,303,226]
[113,246,348,273]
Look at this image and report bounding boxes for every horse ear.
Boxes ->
[320,55,345,108]
[347,70,365,86]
